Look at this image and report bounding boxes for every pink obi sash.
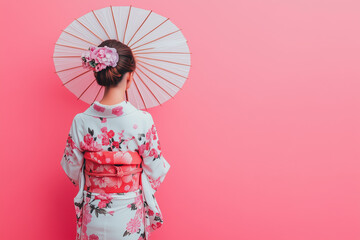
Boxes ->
[83,150,143,193]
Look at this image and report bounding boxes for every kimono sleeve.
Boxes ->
[140,113,171,193]
[60,114,84,187]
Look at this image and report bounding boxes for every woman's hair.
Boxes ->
[94,39,136,87]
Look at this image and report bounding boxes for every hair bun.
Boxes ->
[94,39,136,87]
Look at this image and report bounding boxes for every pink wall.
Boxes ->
[1,0,360,239]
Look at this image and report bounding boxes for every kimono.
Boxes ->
[60,100,171,240]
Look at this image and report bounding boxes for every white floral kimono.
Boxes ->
[60,100,171,240]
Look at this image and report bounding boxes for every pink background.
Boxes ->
[1,0,360,239]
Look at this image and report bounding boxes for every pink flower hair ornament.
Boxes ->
[81,45,120,72]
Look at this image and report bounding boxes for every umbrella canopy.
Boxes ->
[53,5,191,110]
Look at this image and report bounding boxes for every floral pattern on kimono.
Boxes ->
[60,100,171,240]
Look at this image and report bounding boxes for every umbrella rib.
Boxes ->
[132,47,156,53]
[126,10,153,46]
[125,89,129,101]
[135,56,191,67]
[133,69,161,106]
[136,61,182,89]
[62,30,97,46]
[78,78,97,100]
[131,29,181,51]
[131,74,148,110]
[110,5,119,41]
[75,18,103,42]
[93,85,103,104]
[53,56,81,58]
[55,43,88,51]
[55,65,83,73]
[134,51,191,54]
[136,65,174,99]
[137,59,188,79]
[63,69,92,86]
[92,10,111,39]
[123,5,132,44]
[129,18,169,49]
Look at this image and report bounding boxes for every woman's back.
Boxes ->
[79,100,152,153]
[61,100,171,240]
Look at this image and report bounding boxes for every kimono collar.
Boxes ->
[83,100,139,118]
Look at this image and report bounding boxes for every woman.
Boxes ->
[60,39,171,240]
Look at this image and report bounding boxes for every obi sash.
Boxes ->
[83,150,143,193]
[73,149,170,240]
